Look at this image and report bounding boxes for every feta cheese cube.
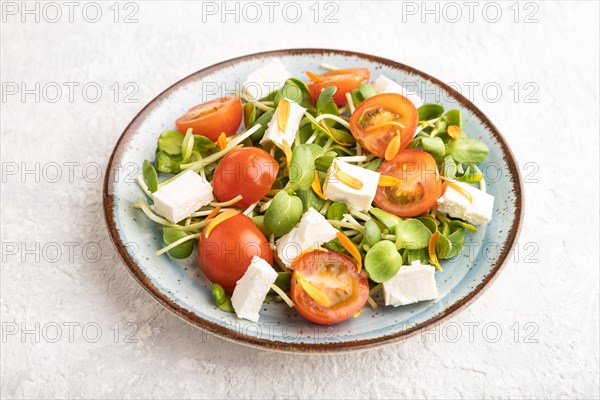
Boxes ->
[243,59,291,101]
[437,180,494,225]
[383,260,438,306]
[231,256,278,323]
[373,74,423,109]
[151,170,214,223]
[276,208,338,268]
[259,98,306,147]
[322,159,380,212]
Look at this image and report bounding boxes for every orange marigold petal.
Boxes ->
[336,231,362,271]
[447,125,461,140]
[441,177,473,203]
[305,71,325,82]
[428,232,442,271]
[296,271,331,307]
[366,121,405,132]
[282,139,292,168]
[204,209,240,238]
[312,171,327,199]
[333,163,363,190]
[217,132,228,151]
[378,174,401,187]
[277,99,290,133]
[384,131,402,161]
[205,205,221,221]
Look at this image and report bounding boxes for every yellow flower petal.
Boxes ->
[384,131,402,161]
[217,132,228,151]
[378,174,401,187]
[333,162,363,190]
[428,232,442,271]
[447,125,461,140]
[296,271,331,307]
[277,99,290,133]
[442,177,473,203]
[305,71,325,82]
[282,139,292,169]
[312,171,326,199]
[204,209,240,239]
[365,121,405,132]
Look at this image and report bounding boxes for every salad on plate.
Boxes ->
[132,59,494,325]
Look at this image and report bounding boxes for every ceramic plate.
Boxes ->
[103,49,523,353]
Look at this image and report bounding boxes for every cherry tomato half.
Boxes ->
[290,250,369,325]
[307,68,370,106]
[374,149,442,217]
[212,148,279,208]
[349,93,418,158]
[198,213,272,293]
[175,96,242,141]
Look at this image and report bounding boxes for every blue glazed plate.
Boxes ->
[103,49,523,353]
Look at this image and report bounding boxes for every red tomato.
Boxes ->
[375,149,442,217]
[175,96,242,141]
[212,148,279,208]
[307,68,370,105]
[349,93,418,158]
[198,213,272,293]
[290,250,369,325]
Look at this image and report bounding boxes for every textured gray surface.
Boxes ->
[1,1,599,399]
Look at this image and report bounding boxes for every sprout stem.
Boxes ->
[210,195,243,207]
[136,176,152,199]
[270,283,295,308]
[156,233,202,256]
[314,114,351,129]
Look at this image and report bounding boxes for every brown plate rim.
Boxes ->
[102,48,524,353]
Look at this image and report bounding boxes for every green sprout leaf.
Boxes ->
[250,110,275,142]
[446,228,466,258]
[316,85,339,117]
[394,219,432,250]
[142,160,158,193]
[369,208,402,231]
[274,78,310,106]
[212,283,234,313]
[364,219,382,248]
[157,130,184,155]
[288,144,324,191]
[264,191,303,237]
[156,151,181,174]
[421,136,446,157]
[418,103,445,121]
[365,240,402,283]
[163,227,194,259]
[358,83,377,100]
[446,139,489,163]
[326,202,349,221]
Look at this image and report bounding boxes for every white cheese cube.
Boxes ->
[151,170,214,223]
[276,208,338,268]
[243,59,291,101]
[322,159,380,212]
[373,74,423,109]
[383,260,438,306]
[259,98,306,147]
[437,180,494,225]
[231,256,278,323]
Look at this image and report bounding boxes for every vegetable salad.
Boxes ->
[132,60,494,325]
